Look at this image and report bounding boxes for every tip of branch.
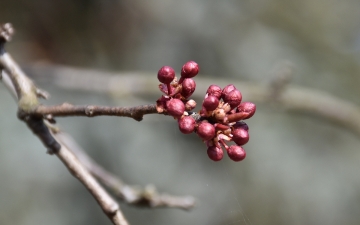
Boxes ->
[0,23,15,43]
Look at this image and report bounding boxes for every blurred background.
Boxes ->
[1,1,360,225]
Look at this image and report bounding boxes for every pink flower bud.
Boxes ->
[223,89,242,109]
[231,127,249,146]
[185,99,196,111]
[207,146,223,161]
[181,61,199,79]
[178,116,196,134]
[166,98,185,118]
[237,102,256,119]
[206,85,222,99]
[181,78,196,98]
[157,66,175,84]
[202,95,219,111]
[221,84,236,100]
[227,145,246,161]
[197,122,215,141]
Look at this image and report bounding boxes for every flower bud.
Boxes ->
[181,78,196,98]
[227,145,246,161]
[197,122,215,141]
[203,95,219,111]
[178,116,196,134]
[157,66,175,84]
[206,85,222,99]
[231,127,249,146]
[237,102,256,119]
[166,98,185,118]
[181,61,199,79]
[221,84,236,100]
[207,146,223,161]
[223,89,242,109]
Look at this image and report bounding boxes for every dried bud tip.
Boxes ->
[0,23,14,42]
[185,99,197,111]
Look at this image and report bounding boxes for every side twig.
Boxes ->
[53,129,195,210]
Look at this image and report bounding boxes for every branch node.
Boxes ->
[133,115,143,121]
[18,111,61,154]
[85,105,95,117]
[0,23,14,44]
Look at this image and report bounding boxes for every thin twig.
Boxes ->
[53,130,195,210]
[34,103,157,121]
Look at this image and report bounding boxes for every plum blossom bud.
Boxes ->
[178,116,196,134]
[227,145,246,161]
[223,89,242,109]
[221,84,236,100]
[166,98,185,118]
[157,66,175,84]
[206,85,222,99]
[237,102,256,119]
[207,146,223,161]
[203,95,219,111]
[197,122,215,141]
[181,61,199,78]
[181,78,196,98]
[231,127,249,146]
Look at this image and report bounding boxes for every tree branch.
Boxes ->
[26,64,360,137]
[0,23,129,225]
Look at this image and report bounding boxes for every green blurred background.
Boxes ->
[1,1,360,224]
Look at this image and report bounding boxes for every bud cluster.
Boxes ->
[156,61,256,162]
